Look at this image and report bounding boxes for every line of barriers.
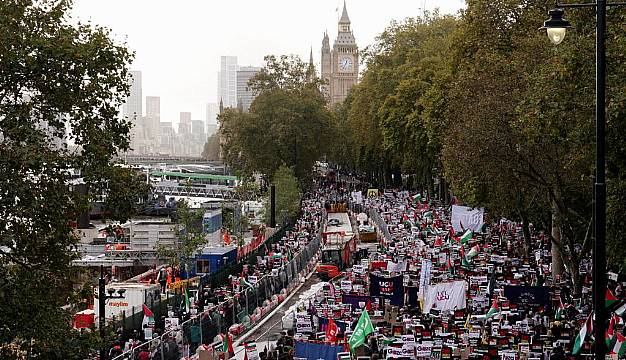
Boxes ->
[112,226,322,360]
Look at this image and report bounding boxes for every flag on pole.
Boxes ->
[423,211,433,218]
[449,227,460,243]
[606,288,619,308]
[572,313,593,355]
[606,313,619,348]
[460,230,473,244]
[485,298,499,319]
[348,310,374,351]
[142,304,154,328]
[184,286,191,313]
[326,318,339,342]
[612,332,626,356]
[222,333,234,355]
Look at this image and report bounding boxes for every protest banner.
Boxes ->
[415,341,433,357]
[418,259,432,299]
[451,205,484,233]
[296,313,312,333]
[423,281,467,314]
[370,274,405,306]
[294,341,345,360]
[503,286,550,309]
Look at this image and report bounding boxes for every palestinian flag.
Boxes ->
[449,227,460,243]
[402,214,412,228]
[466,245,480,260]
[184,286,191,313]
[606,313,619,348]
[142,304,154,328]
[485,298,499,319]
[459,230,473,244]
[612,332,626,356]
[222,332,234,355]
[606,288,619,308]
[555,299,565,320]
[412,194,422,204]
[572,313,593,355]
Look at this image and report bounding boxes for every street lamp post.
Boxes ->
[540,2,625,359]
[98,265,126,360]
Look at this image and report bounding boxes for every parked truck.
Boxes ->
[316,212,356,281]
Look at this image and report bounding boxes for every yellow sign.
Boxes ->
[367,189,379,198]
[168,276,200,291]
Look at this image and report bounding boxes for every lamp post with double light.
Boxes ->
[98,265,126,360]
[540,2,626,359]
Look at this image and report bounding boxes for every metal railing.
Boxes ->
[112,226,322,360]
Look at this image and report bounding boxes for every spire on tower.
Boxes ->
[339,1,350,24]
[306,46,316,82]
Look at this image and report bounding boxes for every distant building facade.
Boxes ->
[321,3,359,106]
[206,103,218,131]
[122,71,143,153]
[236,66,261,112]
[218,56,238,108]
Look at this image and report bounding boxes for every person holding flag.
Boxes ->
[348,309,374,351]
[326,317,339,343]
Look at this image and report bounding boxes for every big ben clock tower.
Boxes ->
[321,1,358,106]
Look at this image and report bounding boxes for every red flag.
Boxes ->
[326,318,338,342]
[434,236,443,247]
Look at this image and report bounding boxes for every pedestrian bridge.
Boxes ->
[153,181,237,199]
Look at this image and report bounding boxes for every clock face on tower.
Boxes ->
[339,56,353,71]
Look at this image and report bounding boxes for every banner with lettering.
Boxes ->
[503,285,550,309]
[342,294,373,311]
[422,280,467,314]
[451,205,484,232]
[370,274,404,306]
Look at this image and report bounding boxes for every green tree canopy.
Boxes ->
[0,0,135,357]
[219,55,332,188]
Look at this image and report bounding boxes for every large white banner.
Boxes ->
[451,205,485,233]
[422,280,467,314]
[418,259,432,299]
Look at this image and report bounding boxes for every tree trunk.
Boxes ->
[551,209,564,278]
[520,214,532,259]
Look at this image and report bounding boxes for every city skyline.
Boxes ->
[70,0,464,125]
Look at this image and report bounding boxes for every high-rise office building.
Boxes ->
[178,112,191,134]
[191,120,204,135]
[145,96,160,142]
[236,66,261,112]
[122,71,142,152]
[217,56,238,108]
[123,71,142,119]
[159,122,174,154]
[206,103,218,129]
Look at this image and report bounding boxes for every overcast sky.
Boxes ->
[71,0,464,125]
